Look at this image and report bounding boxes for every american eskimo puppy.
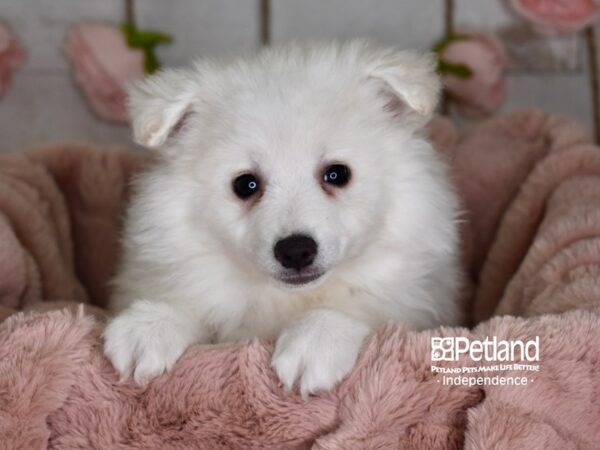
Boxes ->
[103,40,462,396]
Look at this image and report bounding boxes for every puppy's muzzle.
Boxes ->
[274,234,318,270]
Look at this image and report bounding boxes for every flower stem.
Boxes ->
[445,0,454,37]
[125,0,136,29]
[586,26,600,144]
[441,0,455,115]
[260,0,271,46]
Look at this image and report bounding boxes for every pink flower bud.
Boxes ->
[509,0,599,35]
[442,32,508,117]
[65,23,145,123]
[0,23,25,97]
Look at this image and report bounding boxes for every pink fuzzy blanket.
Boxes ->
[1,110,600,449]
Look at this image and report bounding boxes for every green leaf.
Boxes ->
[143,48,160,74]
[437,59,473,79]
[121,24,172,47]
[120,23,173,74]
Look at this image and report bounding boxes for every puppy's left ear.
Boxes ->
[127,68,197,149]
[367,50,441,121]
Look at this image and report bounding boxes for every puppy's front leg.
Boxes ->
[271,309,371,397]
[103,300,207,384]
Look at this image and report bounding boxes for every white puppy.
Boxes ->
[103,41,462,396]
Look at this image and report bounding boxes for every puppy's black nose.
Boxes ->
[274,234,318,270]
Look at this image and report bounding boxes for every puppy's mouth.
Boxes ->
[276,271,325,287]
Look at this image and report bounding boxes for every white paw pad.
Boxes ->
[103,301,197,384]
[271,311,370,397]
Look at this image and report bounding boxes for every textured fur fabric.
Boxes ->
[0,143,142,322]
[1,110,600,449]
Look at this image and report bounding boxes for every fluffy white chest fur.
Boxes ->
[103,41,463,396]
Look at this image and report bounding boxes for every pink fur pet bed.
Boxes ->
[1,110,600,449]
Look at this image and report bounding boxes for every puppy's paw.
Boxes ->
[103,300,200,384]
[271,310,371,397]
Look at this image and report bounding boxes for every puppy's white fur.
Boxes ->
[103,41,462,394]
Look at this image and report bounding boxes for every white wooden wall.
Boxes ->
[0,0,594,152]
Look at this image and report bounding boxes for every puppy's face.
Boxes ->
[128,42,441,290]
[196,89,392,289]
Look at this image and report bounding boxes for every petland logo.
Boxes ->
[431,336,540,362]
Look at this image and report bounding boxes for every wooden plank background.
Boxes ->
[0,0,594,151]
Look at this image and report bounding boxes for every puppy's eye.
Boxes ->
[323,164,351,187]
[233,173,260,200]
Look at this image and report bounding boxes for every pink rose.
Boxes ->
[441,32,508,117]
[509,0,599,34]
[65,23,145,123]
[0,23,25,97]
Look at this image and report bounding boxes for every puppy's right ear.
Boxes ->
[367,50,441,121]
[127,68,197,149]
